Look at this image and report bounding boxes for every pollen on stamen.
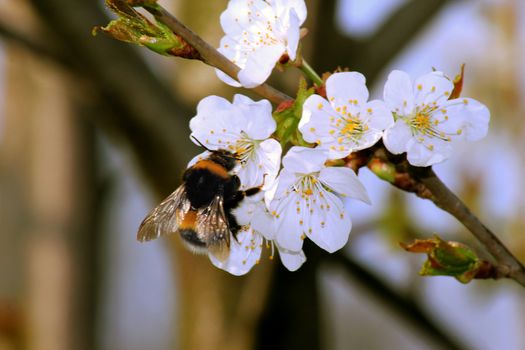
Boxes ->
[457,129,463,135]
[299,220,303,225]
[367,108,373,114]
[417,84,423,91]
[329,129,335,135]
[300,234,306,240]
[427,144,434,151]
[330,97,335,102]
[463,99,469,105]
[317,103,323,110]
[210,130,215,134]
[444,91,450,96]
[431,86,436,92]
[242,260,247,265]
[310,127,316,132]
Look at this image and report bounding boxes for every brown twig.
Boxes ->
[419,170,525,287]
[144,4,292,105]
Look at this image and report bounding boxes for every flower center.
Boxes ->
[407,104,450,142]
[234,134,256,165]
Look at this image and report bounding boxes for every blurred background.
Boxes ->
[1,0,524,349]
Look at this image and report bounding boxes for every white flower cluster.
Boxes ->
[185,0,490,275]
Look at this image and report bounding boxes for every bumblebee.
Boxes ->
[137,140,261,261]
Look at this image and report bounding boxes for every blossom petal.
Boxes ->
[384,70,414,116]
[209,228,263,276]
[277,246,306,271]
[307,190,351,253]
[414,71,453,106]
[285,8,301,60]
[271,0,307,23]
[233,95,276,140]
[318,167,371,204]
[238,43,286,88]
[363,100,394,131]
[299,94,338,145]
[282,146,328,173]
[438,98,490,142]
[274,192,305,251]
[383,120,412,154]
[269,169,296,201]
[326,72,369,110]
[405,137,453,167]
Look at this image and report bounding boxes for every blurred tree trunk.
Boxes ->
[2,36,97,350]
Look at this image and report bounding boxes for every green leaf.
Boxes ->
[272,77,314,147]
[401,235,483,283]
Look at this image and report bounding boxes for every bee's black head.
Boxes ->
[209,149,238,171]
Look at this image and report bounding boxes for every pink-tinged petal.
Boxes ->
[285,8,301,60]
[277,246,306,271]
[274,192,305,251]
[308,190,351,253]
[405,137,453,167]
[282,146,328,174]
[363,100,394,130]
[383,120,412,155]
[319,167,371,204]
[414,71,454,106]
[209,229,263,276]
[384,70,414,116]
[232,95,276,139]
[326,72,369,109]
[238,44,285,88]
[438,98,490,142]
[299,94,339,145]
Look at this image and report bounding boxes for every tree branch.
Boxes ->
[420,169,525,287]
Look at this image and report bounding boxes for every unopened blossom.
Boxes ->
[267,147,370,253]
[189,94,282,189]
[382,70,490,167]
[217,0,307,88]
[299,72,394,160]
[210,196,306,275]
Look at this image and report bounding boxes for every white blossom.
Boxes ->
[267,147,370,253]
[382,70,490,167]
[299,72,394,160]
[210,196,306,275]
[217,0,307,88]
[189,94,281,189]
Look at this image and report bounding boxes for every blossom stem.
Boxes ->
[297,59,324,86]
[143,4,292,105]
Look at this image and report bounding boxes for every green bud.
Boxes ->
[401,235,483,283]
[95,0,199,59]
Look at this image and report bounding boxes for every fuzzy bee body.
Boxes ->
[137,149,260,261]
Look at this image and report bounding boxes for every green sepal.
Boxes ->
[401,235,483,283]
[273,77,314,147]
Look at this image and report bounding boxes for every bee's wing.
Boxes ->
[196,195,231,262]
[137,185,190,242]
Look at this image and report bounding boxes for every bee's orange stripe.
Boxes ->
[180,210,197,230]
[192,159,229,179]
